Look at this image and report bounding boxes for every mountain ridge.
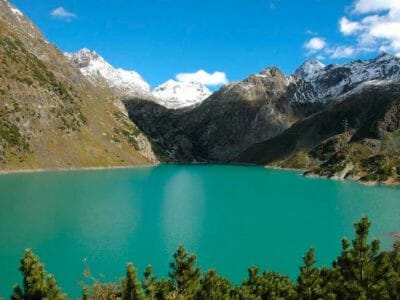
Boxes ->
[125,53,400,184]
[66,48,212,110]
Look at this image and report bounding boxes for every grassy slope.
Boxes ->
[0,18,154,171]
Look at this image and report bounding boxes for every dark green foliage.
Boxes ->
[169,245,201,299]
[240,267,296,299]
[123,263,145,300]
[13,249,65,300]
[331,216,394,299]
[197,270,232,300]
[297,248,322,300]
[9,218,400,300]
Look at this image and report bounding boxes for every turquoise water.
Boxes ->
[0,164,400,297]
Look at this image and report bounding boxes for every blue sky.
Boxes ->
[10,0,400,88]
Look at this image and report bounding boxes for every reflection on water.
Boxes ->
[161,170,205,253]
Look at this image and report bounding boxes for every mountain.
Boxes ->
[125,54,400,183]
[291,53,400,103]
[124,67,304,161]
[153,80,211,109]
[0,0,157,170]
[65,48,154,110]
[66,49,211,110]
[293,59,326,82]
[237,82,400,184]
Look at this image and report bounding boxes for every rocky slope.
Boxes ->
[0,0,157,170]
[236,82,400,184]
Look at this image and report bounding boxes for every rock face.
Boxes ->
[153,80,211,109]
[0,0,157,170]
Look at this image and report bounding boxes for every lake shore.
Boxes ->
[264,164,400,187]
[0,163,158,175]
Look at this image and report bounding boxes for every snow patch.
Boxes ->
[153,80,211,109]
[65,49,153,99]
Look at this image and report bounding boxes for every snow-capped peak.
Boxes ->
[290,53,400,103]
[65,48,153,99]
[153,80,211,109]
[294,59,326,82]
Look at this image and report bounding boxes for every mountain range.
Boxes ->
[1,0,400,184]
[125,53,400,184]
[65,48,211,110]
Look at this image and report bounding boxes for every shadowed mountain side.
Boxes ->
[235,83,400,183]
[124,68,326,162]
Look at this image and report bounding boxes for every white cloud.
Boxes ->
[51,7,76,20]
[304,37,327,52]
[353,0,400,14]
[339,0,400,55]
[326,46,356,58]
[304,0,400,60]
[176,70,228,86]
[339,17,361,35]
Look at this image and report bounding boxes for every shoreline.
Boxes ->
[1,162,399,187]
[0,163,159,175]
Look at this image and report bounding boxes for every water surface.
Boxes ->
[0,164,399,297]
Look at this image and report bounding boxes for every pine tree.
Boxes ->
[240,267,296,299]
[297,248,322,299]
[10,285,23,300]
[198,269,232,300]
[46,274,65,300]
[169,245,201,299]
[12,249,65,300]
[143,265,157,299]
[389,241,400,299]
[19,249,48,299]
[123,263,145,300]
[333,217,394,299]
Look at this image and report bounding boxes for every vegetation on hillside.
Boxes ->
[0,16,155,170]
[8,217,400,299]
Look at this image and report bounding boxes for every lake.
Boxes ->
[0,164,400,297]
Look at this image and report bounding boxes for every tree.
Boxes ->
[46,274,65,300]
[169,245,201,299]
[297,248,322,299]
[240,267,296,299]
[142,265,157,299]
[10,285,23,300]
[123,263,144,300]
[12,249,65,300]
[332,217,394,299]
[197,269,232,300]
[19,249,47,299]
[388,241,400,299]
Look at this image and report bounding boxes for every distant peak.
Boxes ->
[294,59,325,81]
[375,52,396,61]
